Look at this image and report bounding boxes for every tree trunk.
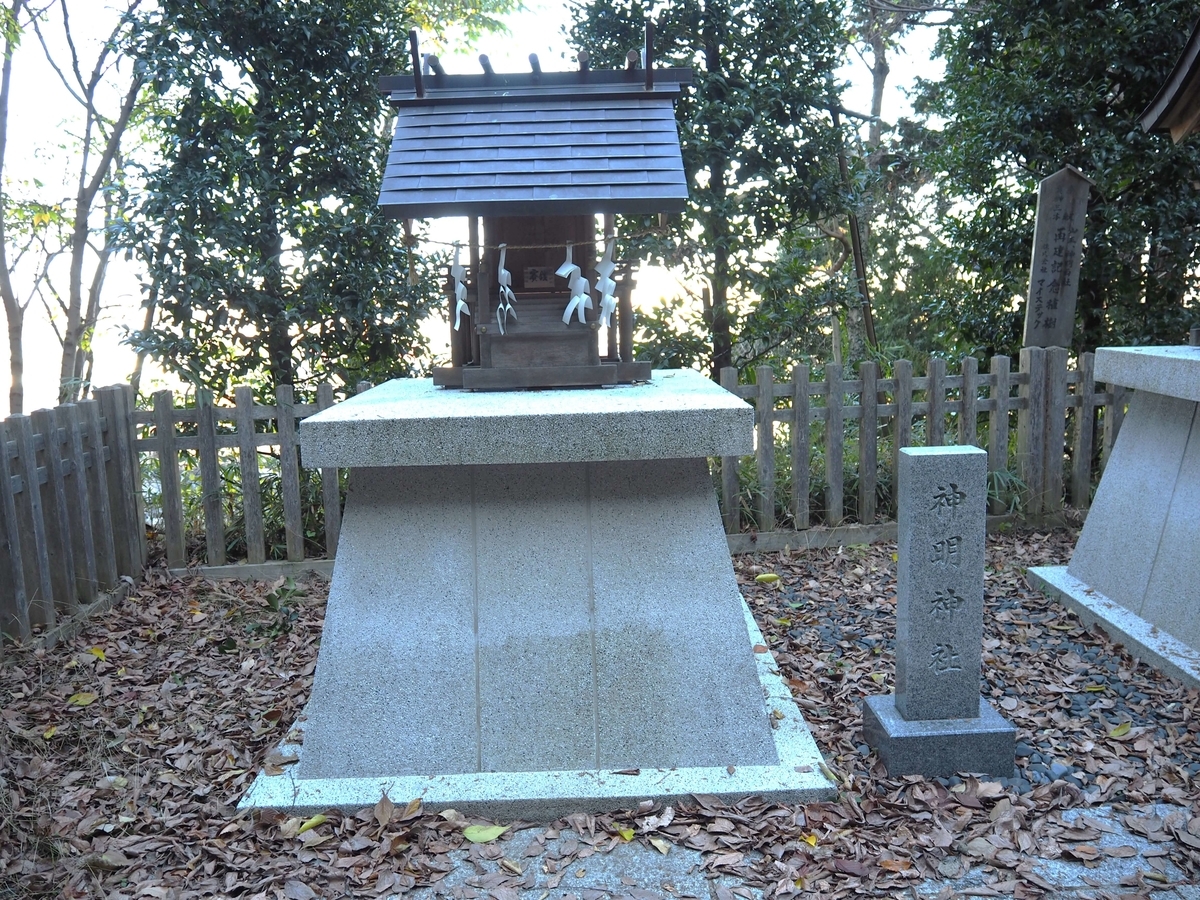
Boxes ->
[267,325,294,392]
[1077,205,1106,353]
[867,29,889,155]
[703,0,732,381]
[6,304,22,414]
[0,0,26,414]
[57,71,141,403]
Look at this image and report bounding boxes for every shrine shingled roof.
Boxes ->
[376,68,693,218]
[1140,17,1200,142]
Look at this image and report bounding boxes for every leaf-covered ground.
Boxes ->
[1,528,1198,899]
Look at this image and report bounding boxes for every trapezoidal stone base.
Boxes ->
[862,695,1015,778]
[241,451,834,819]
[1063,348,1200,659]
[303,457,780,777]
[241,601,834,819]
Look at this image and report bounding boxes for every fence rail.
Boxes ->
[1,349,1130,643]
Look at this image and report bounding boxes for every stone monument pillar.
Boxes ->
[863,446,1015,777]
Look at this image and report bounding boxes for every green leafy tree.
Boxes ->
[569,0,847,379]
[123,0,514,397]
[916,0,1200,356]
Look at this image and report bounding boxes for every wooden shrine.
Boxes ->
[377,32,692,390]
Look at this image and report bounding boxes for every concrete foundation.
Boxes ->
[241,371,834,818]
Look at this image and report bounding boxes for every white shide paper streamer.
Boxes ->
[595,239,617,328]
[451,243,469,331]
[557,243,594,325]
[496,243,517,335]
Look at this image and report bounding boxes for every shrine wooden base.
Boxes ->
[433,361,652,390]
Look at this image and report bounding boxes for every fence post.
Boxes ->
[317,384,342,557]
[1018,347,1047,517]
[152,391,187,569]
[858,360,877,524]
[275,384,305,561]
[959,357,979,447]
[96,386,142,577]
[30,408,79,615]
[892,359,913,495]
[755,366,776,532]
[121,384,149,568]
[1071,351,1096,510]
[196,389,227,566]
[59,404,99,599]
[987,354,1011,483]
[80,399,118,590]
[1043,347,1069,514]
[791,364,810,530]
[0,419,30,640]
[926,357,946,446]
[825,363,844,526]
[719,367,740,533]
[235,385,267,565]
[1102,384,1128,472]
[10,415,55,629]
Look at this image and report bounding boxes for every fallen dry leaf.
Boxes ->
[283,879,317,900]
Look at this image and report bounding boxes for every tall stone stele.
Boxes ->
[1022,165,1091,349]
[863,446,1015,777]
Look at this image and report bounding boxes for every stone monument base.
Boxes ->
[862,695,1015,778]
[241,602,833,819]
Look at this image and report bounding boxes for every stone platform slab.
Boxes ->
[1028,566,1200,690]
[1095,345,1200,401]
[240,601,835,819]
[862,695,1016,778]
[300,369,753,468]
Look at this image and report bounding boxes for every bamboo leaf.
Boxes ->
[462,825,508,844]
[296,813,327,835]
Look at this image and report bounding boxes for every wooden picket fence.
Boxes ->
[719,347,1126,550]
[0,385,148,648]
[0,348,1131,643]
[129,383,359,579]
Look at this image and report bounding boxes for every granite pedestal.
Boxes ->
[1028,346,1200,688]
[240,370,834,818]
[862,447,1015,777]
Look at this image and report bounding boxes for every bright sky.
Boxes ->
[0,0,943,416]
